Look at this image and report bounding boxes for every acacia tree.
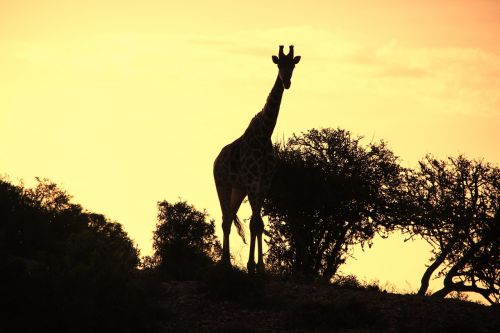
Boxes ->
[406,156,499,304]
[152,200,221,280]
[263,128,405,281]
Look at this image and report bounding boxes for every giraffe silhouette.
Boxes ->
[213,45,301,274]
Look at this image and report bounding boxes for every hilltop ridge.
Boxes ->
[157,277,499,333]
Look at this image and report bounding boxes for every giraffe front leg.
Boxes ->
[257,232,265,274]
[255,216,265,274]
[247,227,256,274]
[247,214,260,274]
[248,214,265,274]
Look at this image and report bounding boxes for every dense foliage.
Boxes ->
[0,178,161,332]
[151,200,221,280]
[263,128,405,281]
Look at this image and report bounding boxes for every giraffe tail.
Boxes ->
[233,215,246,244]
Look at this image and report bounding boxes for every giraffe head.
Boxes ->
[272,45,301,89]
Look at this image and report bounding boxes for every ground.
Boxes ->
[157,278,499,333]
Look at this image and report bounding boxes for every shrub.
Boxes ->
[203,265,265,306]
[152,200,221,280]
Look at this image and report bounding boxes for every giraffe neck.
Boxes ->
[260,74,284,138]
[242,74,285,144]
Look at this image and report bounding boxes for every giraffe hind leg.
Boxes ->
[215,181,246,266]
[215,181,232,265]
[229,187,247,242]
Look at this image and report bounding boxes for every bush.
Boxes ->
[203,265,265,305]
[159,240,217,280]
[331,274,363,289]
[152,200,221,280]
[331,274,383,292]
[0,177,163,332]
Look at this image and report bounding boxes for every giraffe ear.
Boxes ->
[293,56,301,64]
[272,55,279,64]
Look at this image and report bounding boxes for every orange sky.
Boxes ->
[1,0,499,295]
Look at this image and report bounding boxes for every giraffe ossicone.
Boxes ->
[213,45,300,274]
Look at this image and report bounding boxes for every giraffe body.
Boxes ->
[213,45,300,273]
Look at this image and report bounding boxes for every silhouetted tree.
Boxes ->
[1,178,45,256]
[4,177,140,270]
[404,156,499,304]
[263,128,405,281]
[152,200,221,280]
[0,177,160,332]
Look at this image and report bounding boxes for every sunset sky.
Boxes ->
[1,0,499,294]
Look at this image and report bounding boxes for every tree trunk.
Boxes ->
[418,227,460,296]
[431,228,497,301]
[321,227,348,282]
[417,249,449,296]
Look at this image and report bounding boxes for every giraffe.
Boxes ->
[213,45,301,274]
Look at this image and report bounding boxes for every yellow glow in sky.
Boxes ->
[1,0,499,294]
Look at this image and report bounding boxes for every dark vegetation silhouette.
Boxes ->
[0,178,162,332]
[144,199,265,305]
[263,128,405,281]
[401,156,499,304]
[147,200,221,280]
[262,129,499,305]
[1,126,498,332]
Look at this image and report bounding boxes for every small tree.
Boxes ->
[405,155,499,304]
[263,128,405,281]
[1,177,139,270]
[152,200,221,280]
[0,177,157,332]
